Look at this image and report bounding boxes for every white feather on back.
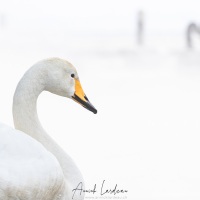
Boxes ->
[0,122,66,200]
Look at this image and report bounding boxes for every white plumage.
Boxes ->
[0,123,66,200]
[0,58,97,200]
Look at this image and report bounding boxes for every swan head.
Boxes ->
[38,58,97,114]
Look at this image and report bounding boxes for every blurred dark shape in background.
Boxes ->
[136,10,144,46]
[186,22,200,48]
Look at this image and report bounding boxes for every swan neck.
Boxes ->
[12,68,44,136]
[12,67,84,195]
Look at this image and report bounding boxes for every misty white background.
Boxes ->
[1,0,200,199]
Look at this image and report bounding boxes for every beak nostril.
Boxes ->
[73,79,97,114]
[84,96,89,101]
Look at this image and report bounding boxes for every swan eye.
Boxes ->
[71,74,75,78]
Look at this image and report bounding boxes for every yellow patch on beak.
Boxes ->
[72,79,97,114]
[74,79,87,102]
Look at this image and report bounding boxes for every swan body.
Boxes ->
[0,58,97,200]
[0,123,66,200]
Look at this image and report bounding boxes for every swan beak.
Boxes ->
[72,79,97,114]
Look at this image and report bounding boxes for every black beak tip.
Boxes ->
[86,105,97,114]
[72,94,97,114]
[93,109,97,114]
